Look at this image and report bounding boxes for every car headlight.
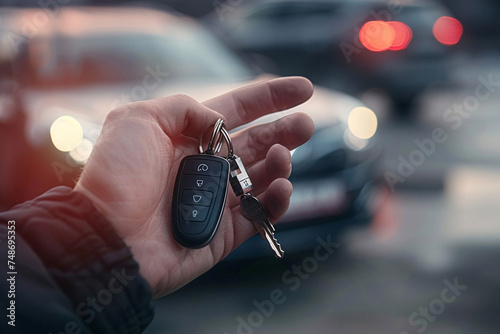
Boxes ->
[347,107,378,140]
[50,115,83,152]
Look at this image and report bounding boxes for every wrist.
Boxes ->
[73,182,117,229]
[73,183,157,293]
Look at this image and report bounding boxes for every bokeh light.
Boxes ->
[69,138,94,163]
[344,129,369,151]
[360,21,413,52]
[388,21,413,51]
[348,107,378,139]
[50,115,83,152]
[359,21,395,52]
[433,16,463,45]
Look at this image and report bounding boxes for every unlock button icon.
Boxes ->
[182,190,213,206]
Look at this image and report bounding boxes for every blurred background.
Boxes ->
[1,0,499,333]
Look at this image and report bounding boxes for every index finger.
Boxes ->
[202,76,314,130]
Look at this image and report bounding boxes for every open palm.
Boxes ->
[74,77,314,297]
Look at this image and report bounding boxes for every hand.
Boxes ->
[74,77,315,297]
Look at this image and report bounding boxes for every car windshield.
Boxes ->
[17,26,252,88]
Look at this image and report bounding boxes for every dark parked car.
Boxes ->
[0,6,381,258]
[206,0,462,113]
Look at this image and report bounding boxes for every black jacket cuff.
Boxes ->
[1,186,155,333]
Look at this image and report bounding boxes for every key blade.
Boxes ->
[264,232,284,258]
[250,219,268,240]
[240,194,283,258]
[251,219,284,258]
[262,218,275,233]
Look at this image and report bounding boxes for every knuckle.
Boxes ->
[105,103,141,125]
[106,100,151,123]
[169,93,197,105]
[106,106,128,122]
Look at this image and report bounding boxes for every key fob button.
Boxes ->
[180,205,209,222]
[180,175,220,194]
[183,159,223,176]
[182,190,213,206]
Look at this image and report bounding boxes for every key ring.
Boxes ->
[199,119,223,155]
[220,126,234,158]
[198,119,233,157]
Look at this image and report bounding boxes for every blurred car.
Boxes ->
[205,0,463,113]
[0,6,381,258]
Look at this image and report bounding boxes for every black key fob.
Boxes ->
[171,155,229,248]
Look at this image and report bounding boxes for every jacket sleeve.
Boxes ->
[0,186,155,334]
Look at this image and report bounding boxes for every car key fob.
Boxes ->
[171,154,229,248]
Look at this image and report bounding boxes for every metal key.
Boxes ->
[221,126,284,258]
[240,194,284,258]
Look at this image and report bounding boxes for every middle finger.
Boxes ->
[229,112,313,168]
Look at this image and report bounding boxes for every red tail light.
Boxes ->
[433,16,463,45]
[388,21,412,51]
[359,20,413,52]
[359,21,394,52]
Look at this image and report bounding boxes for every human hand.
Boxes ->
[74,77,314,297]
